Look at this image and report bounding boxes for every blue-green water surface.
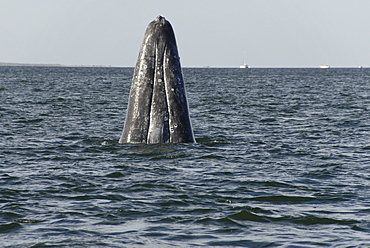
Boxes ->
[1,66,370,247]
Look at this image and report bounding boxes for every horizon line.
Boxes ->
[0,62,367,69]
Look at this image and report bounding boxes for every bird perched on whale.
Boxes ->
[119,16,195,144]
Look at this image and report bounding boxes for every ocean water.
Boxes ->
[1,66,370,247]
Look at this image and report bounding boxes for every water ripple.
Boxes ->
[1,67,370,247]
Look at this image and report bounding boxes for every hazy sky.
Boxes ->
[1,0,370,67]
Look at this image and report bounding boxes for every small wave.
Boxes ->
[259,117,278,123]
[207,239,275,247]
[14,219,43,224]
[105,172,124,178]
[194,216,246,228]
[0,222,22,233]
[0,211,23,221]
[292,215,359,226]
[14,118,44,123]
[195,136,231,146]
[228,209,360,227]
[197,154,225,159]
[230,210,271,223]
[249,195,316,203]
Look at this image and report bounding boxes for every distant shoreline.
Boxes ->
[0,62,114,67]
[0,62,366,69]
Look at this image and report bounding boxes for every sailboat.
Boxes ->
[320,57,330,68]
[240,52,250,68]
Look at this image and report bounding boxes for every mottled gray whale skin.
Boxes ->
[119,16,195,144]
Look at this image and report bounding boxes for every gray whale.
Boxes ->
[119,16,195,144]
